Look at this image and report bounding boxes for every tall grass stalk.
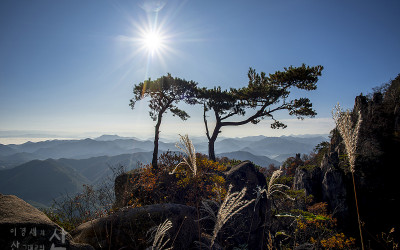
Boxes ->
[257,167,294,248]
[170,134,202,247]
[170,134,197,176]
[332,103,364,250]
[254,166,293,213]
[209,184,255,248]
[147,219,173,250]
[267,167,294,200]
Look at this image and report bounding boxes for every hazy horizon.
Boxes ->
[0,126,330,145]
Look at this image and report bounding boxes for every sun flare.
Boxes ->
[142,31,164,54]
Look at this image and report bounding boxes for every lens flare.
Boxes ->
[143,31,163,53]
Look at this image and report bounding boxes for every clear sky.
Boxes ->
[1,0,399,143]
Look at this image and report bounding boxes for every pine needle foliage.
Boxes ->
[130,74,198,169]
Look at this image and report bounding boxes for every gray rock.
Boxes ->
[293,166,322,200]
[320,156,348,220]
[114,171,134,209]
[113,160,269,249]
[71,203,198,250]
[223,161,267,250]
[0,193,93,250]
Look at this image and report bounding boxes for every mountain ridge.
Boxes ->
[0,159,89,205]
[0,135,327,169]
[0,134,327,207]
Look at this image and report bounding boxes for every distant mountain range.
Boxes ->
[0,152,154,206]
[0,134,327,164]
[0,134,328,207]
[0,159,88,207]
[0,134,328,170]
[57,152,153,184]
[217,151,280,167]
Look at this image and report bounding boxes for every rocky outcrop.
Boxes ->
[293,165,322,200]
[0,193,93,250]
[293,75,400,240]
[294,150,349,223]
[114,171,134,209]
[112,160,268,249]
[71,203,198,250]
[225,161,267,192]
[223,161,268,250]
[319,153,349,222]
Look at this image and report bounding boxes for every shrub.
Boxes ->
[127,152,227,207]
[42,166,123,231]
[275,202,356,249]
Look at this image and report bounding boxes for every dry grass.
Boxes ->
[332,103,362,172]
[209,184,255,248]
[254,166,294,209]
[332,103,364,250]
[170,134,197,176]
[147,219,173,250]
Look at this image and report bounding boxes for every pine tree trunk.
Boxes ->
[208,139,216,161]
[208,123,221,161]
[152,112,163,170]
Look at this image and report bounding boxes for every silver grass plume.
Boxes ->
[332,103,365,250]
[199,199,219,223]
[266,166,294,199]
[210,184,255,248]
[332,103,362,172]
[170,134,197,176]
[147,219,173,250]
[254,166,294,211]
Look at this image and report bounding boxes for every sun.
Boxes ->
[142,31,164,54]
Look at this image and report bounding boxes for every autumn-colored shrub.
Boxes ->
[282,155,304,177]
[127,152,227,207]
[320,233,356,249]
[291,202,355,249]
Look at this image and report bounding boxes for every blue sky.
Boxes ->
[1,0,399,143]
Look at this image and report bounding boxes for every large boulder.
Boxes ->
[0,193,93,250]
[71,203,198,250]
[114,171,134,208]
[222,161,267,250]
[113,160,268,249]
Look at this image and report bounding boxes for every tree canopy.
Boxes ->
[130,74,198,169]
[200,64,324,160]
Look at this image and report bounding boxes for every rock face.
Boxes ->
[112,160,268,249]
[71,203,199,250]
[319,153,349,223]
[223,161,268,250]
[293,75,400,240]
[0,193,93,250]
[293,151,349,223]
[293,165,322,200]
[114,171,134,209]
